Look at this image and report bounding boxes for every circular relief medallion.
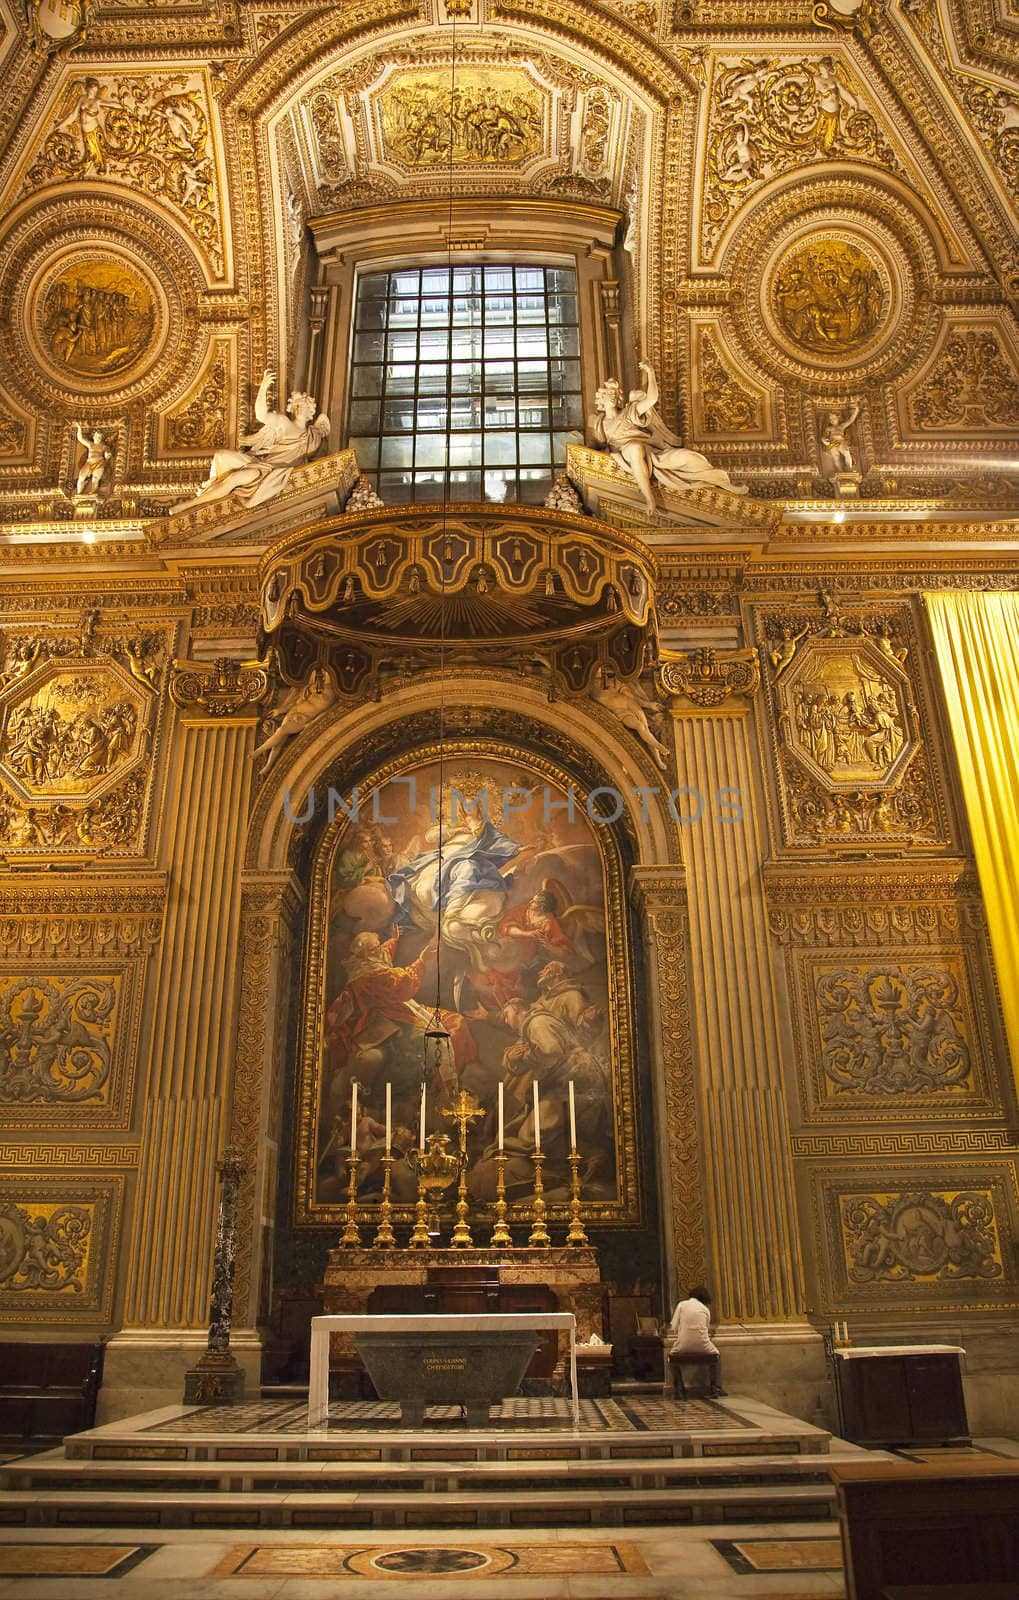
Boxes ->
[771,237,886,357]
[36,252,158,383]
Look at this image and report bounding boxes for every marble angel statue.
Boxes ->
[173,369,330,513]
[589,361,746,514]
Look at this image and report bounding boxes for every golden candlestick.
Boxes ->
[407,1133,460,1249]
[490,1149,513,1249]
[373,1152,396,1248]
[442,1088,485,1250]
[340,1152,361,1247]
[565,1148,589,1247]
[527,1149,551,1248]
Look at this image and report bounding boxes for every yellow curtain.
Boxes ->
[925,591,1019,1090]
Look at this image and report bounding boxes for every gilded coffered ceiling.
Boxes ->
[0,0,1016,523]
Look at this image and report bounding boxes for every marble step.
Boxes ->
[1,1448,833,1495]
[0,1478,837,1529]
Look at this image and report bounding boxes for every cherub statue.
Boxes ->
[252,666,338,774]
[74,424,113,497]
[820,401,861,475]
[589,361,746,515]
[769,623,809,677]
[590,669,670,770]
[173,369,330,513]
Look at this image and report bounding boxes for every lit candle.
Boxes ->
[568,1080,576,1151]
[532,1079,541,1151]
[498,1081,504,1151]
[419,1082,426,1149]
[350,1079,358,1154]
[385,1081,391,1152]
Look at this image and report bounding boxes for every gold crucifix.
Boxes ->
[442,1088,485,1249]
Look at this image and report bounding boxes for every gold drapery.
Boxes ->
[925,591,1019,1088]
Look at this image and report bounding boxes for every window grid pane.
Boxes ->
[348,264,582,504]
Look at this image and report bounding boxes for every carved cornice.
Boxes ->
[765,863,985,945]
[0,878,166,956]
[657,645,760,707]
[169,653,275,718]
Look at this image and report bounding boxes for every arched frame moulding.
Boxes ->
[225,674,704,1332]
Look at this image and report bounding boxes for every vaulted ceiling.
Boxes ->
[0,0,1017,519]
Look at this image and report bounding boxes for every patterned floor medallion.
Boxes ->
[0,1543,156,1577]
[213,1542,650,1579]
[712,1536,843,1574]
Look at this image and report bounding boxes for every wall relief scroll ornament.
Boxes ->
[657,646,761,708]
[963,85,1019,206]
[0,1202,91,1292]
[25,74,222,273]
[908,329,1019,432]
[816,965,971,1095]
[811,0,884,42]
[0,408,27,459]
[589,669,670,769]
[0,770,146,852]
[704,56,896,250]
[843,1190,1002,1282]
[164,352,227,453]
[171,370,329,514]
[698,332,762,434]
[169,654,275,718]
[588,362,746,515]
[0,977,117,1105]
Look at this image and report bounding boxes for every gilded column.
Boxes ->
[659,650,805,1321]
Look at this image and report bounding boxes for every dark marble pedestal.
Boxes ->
[354,1329,541,1426]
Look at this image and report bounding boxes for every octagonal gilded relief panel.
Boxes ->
[0,658,149,807]
[754,605,953,851]
[777,635,917,792]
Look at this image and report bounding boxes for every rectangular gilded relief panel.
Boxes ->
[811,1166,1019,1312]
[794,950,999,1122]
[0,962,144,1130]
[0,1176,123,1322]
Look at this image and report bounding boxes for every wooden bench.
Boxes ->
[828,1458,1019,1600]
[667,1348,716,1398]
[0,1341,104,1448]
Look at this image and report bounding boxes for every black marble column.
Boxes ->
[183,1148,247,1405]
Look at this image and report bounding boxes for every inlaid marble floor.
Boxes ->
[0,1520,848,1599]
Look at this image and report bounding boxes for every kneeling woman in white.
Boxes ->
[668,1286,726,1397]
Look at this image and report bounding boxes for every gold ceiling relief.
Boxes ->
[771,237,885,356]
[379,68,545,166]
[906,323,1019,435]
[702,53,899,254]
[36,253,157,384]
[21,72,225,276]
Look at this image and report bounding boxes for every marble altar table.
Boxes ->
[308,1312,580,1430]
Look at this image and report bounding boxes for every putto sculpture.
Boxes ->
[588,361,746,514]
[173,368,329,513]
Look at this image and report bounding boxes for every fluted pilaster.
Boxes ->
[672,709,805,1321]
[123,722,253,1328]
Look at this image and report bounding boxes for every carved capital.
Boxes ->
[657,646,760,709]
[169,655,275,719]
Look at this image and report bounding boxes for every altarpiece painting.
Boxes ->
[295,748,641,1227]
